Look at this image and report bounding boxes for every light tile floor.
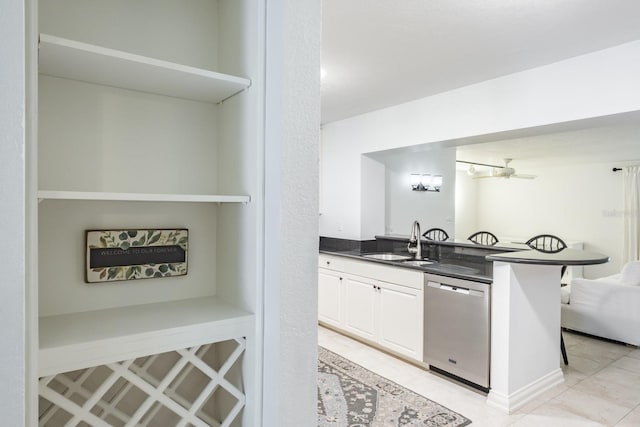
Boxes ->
[318,326,640,426]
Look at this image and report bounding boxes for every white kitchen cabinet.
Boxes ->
[378,280,423,360]
[29,1,265,425]
[343,277,423,360]
[318,254,424,361]
[343,275,378,342]
[318,268,344,328]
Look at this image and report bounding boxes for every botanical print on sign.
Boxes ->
[85,229,188,283]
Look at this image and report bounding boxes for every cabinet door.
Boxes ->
[318,269,343,328]
[377,281,423,360]
[343,276,377,342]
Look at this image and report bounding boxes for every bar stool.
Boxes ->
[422,228,449,241]
[468,231,499,246]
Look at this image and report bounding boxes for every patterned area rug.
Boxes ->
[318,347,472,427]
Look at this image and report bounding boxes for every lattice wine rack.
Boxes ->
[38,339,246,427]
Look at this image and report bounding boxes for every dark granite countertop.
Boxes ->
[319,235,609,283]
[486,248,609,266]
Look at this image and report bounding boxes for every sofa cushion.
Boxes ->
[560,285,571,304]
[621,261,640,286]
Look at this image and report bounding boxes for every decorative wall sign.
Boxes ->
[86,229,188,283]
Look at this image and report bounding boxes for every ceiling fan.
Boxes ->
[458,158,537,180]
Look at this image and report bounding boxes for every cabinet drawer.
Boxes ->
[342,259,423,290]
[318,254,345,271]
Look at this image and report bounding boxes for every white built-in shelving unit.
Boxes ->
[31,1,264,425]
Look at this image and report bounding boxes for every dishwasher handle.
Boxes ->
[427,281,484,297]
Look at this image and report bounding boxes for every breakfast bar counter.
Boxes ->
[485,249,608,413]
[486,248,609,266]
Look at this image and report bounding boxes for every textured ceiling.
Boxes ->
[322,0,640,124]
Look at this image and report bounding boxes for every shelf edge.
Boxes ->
[38,191,251,203]
[39,315,255,377]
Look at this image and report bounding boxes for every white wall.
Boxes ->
[320,40,640,240]
[320,126,361,239]
[472,162,623,278]
[360,155,386,237]
[0,0,26,424]
[378,148,456,236]
[455,170,478,240]
[263,0,320,426]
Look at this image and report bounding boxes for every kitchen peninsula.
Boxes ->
[486,247,608,413]
[318,235,608,413]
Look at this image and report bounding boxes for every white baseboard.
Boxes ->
[486,368,564,413]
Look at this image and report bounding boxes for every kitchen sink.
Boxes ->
[401,259,436,267]
[362,253,412,261]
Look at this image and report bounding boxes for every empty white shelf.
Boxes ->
[39,296,255,377]
[39,34,251,104]
[38,190,250,203]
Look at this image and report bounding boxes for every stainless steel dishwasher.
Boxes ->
[424,273,490,389]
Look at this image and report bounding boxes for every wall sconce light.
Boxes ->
[410,174,442,192]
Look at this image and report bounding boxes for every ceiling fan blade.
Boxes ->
[467,158,535,179]
[472,174,498,179]
[473,173,536,180]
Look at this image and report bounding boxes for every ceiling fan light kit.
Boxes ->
[457,158,537,180]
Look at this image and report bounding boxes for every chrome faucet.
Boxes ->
[407,220,422,260]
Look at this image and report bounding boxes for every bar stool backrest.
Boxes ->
[526,234,567,254]
[468,231,499,246]
[422,228,449,241]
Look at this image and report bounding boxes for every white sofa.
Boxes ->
[561,261,640,346]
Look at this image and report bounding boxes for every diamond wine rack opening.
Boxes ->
[39,339,246,427]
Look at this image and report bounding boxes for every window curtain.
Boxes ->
[623,166,640,263]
